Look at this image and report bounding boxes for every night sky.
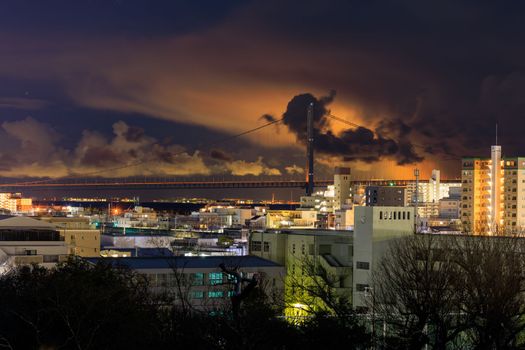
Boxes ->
[2,0,525,187]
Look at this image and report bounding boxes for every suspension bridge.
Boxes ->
[0,178,456,191]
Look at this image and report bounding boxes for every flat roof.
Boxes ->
[101,247,174,257]
[0,216,57,230]
[101,233,173,237]
[85,255,282,270]
[40,217,90,222]
[264,229,353,237]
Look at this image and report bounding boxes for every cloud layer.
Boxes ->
[3,1,525,179]
[0,118,291,179]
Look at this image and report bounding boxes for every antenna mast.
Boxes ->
[306,102,314,196]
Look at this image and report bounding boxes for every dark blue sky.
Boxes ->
[0,1,243,36]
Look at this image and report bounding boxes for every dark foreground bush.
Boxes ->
[0,259,369,349]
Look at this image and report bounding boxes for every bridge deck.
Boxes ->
[0,179,460,190]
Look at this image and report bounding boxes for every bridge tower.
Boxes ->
[306,102,314,196]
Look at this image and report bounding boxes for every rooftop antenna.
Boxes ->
[495,123,498,146]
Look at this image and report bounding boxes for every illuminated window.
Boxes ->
[192,273,204,286]
[208,272,223,285]
[208,291,224,298]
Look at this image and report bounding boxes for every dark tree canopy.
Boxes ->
[0,258,160,349]
[371,234,525,350]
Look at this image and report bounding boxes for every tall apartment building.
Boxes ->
[404,170,461,219]
[0,193,17,213]
[461,157,492,233]
[406,170,459,205]
[502,158,525,231]
[0,193,33,213]
[461,145,525,234]
[333,167,351,210]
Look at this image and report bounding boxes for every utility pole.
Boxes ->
[414,168,420,234]
[306,102,314,196]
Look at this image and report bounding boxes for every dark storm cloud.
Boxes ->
[80,147,120,167]
[210,149,233,162]
[274,92,423,165]
[124,125,146,142]
[242,0,525,162]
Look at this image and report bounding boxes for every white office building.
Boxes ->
[352,206,415,308]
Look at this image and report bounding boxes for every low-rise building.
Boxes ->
[365,186,407,207]
[266,209,318,229]
[439,197,461,219]
[250,229,353,317]
[333,206,355,230]
[0,216,69,273]
[86,255,284,310]
[101,229,176,251]
[250,206,416,313]
[416,202,440,219]
[196,206,255,230]
[248,215,266,230]
[39,217,101,257]
[114,206,159,228]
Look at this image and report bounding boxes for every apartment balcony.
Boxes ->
[12,254,68,265]
[14,255,43,265]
